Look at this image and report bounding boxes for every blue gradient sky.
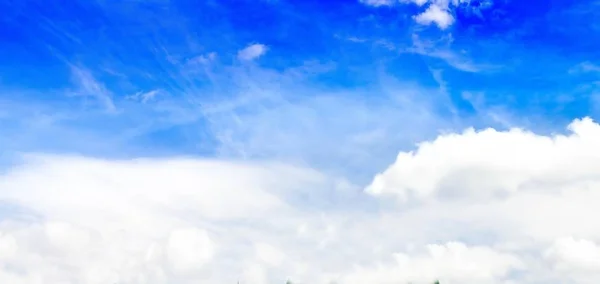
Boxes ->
[5,1,600,283]
[2,0,600,176]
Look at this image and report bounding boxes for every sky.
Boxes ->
[2,0,600,283]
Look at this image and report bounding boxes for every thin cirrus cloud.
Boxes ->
[2,0,600,283]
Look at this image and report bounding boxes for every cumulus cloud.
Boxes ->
[237,43,268,61]
[544,237,600,284]
[359,0,474,29]
[0,156,322,283]
[414,4,455,29]
[338,242,523,284]
[366,117,600,203]
[5,118,600,282]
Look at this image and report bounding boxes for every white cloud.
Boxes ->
[237,43,268,61]
[546,238,600,272]
[339,242,523,284]
[545,238,600,283]
[166,227,215,274]
[0,155,322,283]
[6,118,600,282]
[414,3,455,29]
[361,117,600,281]
[255,243,285,266]
[365,117,600,203]
[359,0,477,29]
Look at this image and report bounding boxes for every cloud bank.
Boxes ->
[2,118,600,283]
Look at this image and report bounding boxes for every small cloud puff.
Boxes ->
[414,3,455,29]
[359,0,478,29]
[238,43,268,61]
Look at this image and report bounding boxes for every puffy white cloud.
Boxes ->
[238,43,268,61]
[362,117,600,281]
[546,238,600,271]
[366,117,600,203]
[166,228,215,274]
[338,242,523,284]
[414,4,455,29]
[544,238,600,284]
[0,156,321,283]
[358,0,475,29]
[5,118,600,282]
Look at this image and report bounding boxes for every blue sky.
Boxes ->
[4,1,600,283]
[4,0,600,171]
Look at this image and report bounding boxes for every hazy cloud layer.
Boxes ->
[1,119,600,283]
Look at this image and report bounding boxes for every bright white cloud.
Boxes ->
[545,237,600,283]
[339,242,523,284]
[546,238,600,271]
[5,118,600,282]
[359,0,474,29]
[414,4,455,29]
[0,155,322,283]
[237,43,268,61]
[166,227,215,275]
[366,117,600,202]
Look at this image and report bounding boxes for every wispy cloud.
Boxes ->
[195,63,457,181]
[407,34,498,73]
[126,89,161,103]
[68,65,116,112]
[3,0,600,283]
[569,61,600,74]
